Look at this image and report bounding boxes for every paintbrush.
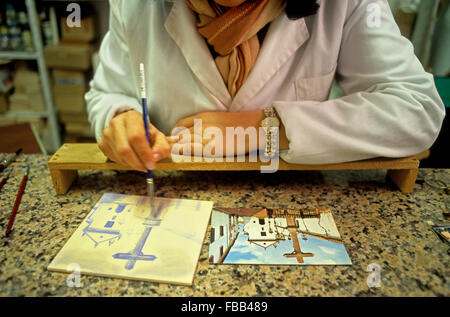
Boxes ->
[139,63,156,217]
[0,148,22,173]
[5,165,29,236]
[0,167,13,192]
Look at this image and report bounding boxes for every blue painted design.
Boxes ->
[104,221,115,228]
[112,200,168,270]
[82,202,122,248]
[82,218,121,248]
[115,204,128,213]
[112,227,157,270]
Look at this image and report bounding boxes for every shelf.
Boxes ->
[3,111,49,118]
[0,51,38,60]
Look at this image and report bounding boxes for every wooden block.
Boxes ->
[387,168,419,194]
[47,143,424,194]
[414,150,430,161]
[49,168,78,195]
[48,143,421,171]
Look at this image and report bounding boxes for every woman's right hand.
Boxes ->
[98,110,172,172]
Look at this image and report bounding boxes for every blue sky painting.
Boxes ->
[223,224,352,265]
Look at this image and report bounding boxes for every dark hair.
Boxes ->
[285,0,320,20]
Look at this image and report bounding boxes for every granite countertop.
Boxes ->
[0,154,448,297]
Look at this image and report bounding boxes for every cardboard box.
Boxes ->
[44,44,94,70]
[9,67,46,111]
[53,69,87,86]
[54,93,86,114]
[61,16,97,43]
[65,122,93,137]
[59,112,89,124]
[13,69,42,96]
[9,92,45,111]
[52,71,88,114]
[53,83,86,96]
[52,69,88,96]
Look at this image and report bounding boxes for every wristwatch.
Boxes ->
[260,107,280,157]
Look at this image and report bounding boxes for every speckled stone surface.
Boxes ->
[0,154,448,297]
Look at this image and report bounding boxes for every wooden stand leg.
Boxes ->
[49,169,78,195]
[387,168,419,194]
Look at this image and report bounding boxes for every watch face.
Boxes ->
[264,107,275,117]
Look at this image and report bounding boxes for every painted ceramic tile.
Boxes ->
[48,193,213,285]
[209,208,352,265]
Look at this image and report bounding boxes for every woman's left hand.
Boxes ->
[172,110,265,157]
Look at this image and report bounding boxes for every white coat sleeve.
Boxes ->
[273,0,445,164]
[85,1,142,142]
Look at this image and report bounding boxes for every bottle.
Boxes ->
[18,10,33,51]
[42,8,54,46]
[5,4,17,27]
[0,26,9,50]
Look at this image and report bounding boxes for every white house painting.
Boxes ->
[209,208,352,265]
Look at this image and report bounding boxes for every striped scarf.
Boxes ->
[185,0,286,98]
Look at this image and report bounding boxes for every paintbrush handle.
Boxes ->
[0,149,22,172]
[5,174,27,236]
[140,63,153,179]
[0,178,6,191]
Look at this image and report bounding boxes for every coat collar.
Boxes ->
[165,0,232,107]
[164,0,311,109]
[231,13,309,111]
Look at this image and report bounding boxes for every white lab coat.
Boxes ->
[86,0,445,164]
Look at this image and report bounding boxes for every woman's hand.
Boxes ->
[172,110,265,157]
[172,110,290,157]
[98,110,172,171]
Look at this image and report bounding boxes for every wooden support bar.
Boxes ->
[387,168,419,194]
[47,143,425,194]
[49,168,78,195]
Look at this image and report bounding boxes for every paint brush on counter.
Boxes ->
[5,165,29,236]
[0,167,13,192]
[139,63,157,218]
[0,148,22,173]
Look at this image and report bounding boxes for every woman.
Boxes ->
[86,0,445,171]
